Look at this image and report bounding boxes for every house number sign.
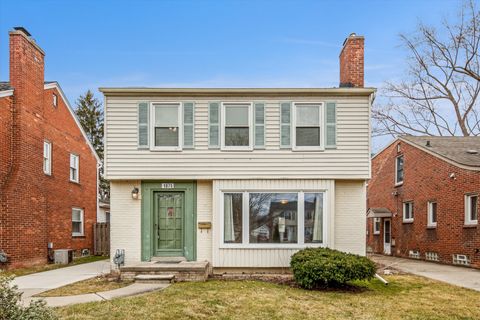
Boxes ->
[161,183,175,189]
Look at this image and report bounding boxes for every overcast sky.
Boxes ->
[0,0,462,150]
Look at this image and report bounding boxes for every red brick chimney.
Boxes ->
[9,27,45,112]
[339,33,364,88]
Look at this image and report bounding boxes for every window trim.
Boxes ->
[403,201,414,223]
[72,207,84,237]
[395,155,404,186]
[69,153,79,183]
[373,217,381,235]
[292,102,325,151]
[427,201,437,228]
[465,193,478,225]
[149,102,183,151]
[221,102,253,151]
[219,189,328,249]
[43,140,52,175]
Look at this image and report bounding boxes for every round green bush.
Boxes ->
[290,248,376,289]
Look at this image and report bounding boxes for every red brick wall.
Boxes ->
[0,30,98,269]
[367,139,480,268]
[339,34,364,88]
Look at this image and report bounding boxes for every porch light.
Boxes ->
[131,187,139,200]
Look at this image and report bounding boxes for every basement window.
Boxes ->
[453,254,470,266]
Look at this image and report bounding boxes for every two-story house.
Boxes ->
[367,136,480,268]
[102,33,374,276]
[0,28,100,268]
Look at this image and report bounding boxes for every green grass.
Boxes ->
[56,275,480,320]
[0,256,108,277]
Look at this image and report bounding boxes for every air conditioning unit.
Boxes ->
[54,249,73,264]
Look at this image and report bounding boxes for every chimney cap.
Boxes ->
[13,27,31,37]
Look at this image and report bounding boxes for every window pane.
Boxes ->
[431,203,437,223]
[72,209,81,221]
[471,196,478,221]
[155,127,179,146]
[249,193,298,243]
[224,193,242,243]
[296,127,320,146]
[154,105,178,126]
[397,156,404,182]
[296,105,319,126]
[72,222,82,234]
[225,127,249,146]
[225,105,248,126]
[304,193,323,243]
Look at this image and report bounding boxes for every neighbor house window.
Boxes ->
[69,154,79,182]
[427,201,437,228]
[53,93,58,107]
[395,155,404,185]
[373,218,381,234]
[465,194,478,225]
[152,103,182,150]
[403,201,414,222]
[293,103,323,149]
[43,141,52,175]
[72,208,84,236]
[222,191,325,245]
[221,103,252,149]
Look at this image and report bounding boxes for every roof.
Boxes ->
[99,87,376,97]
[401,136,480,168]
[367,208,392,218]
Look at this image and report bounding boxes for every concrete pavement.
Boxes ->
[371,254,480,292]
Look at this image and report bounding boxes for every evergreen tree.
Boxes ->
[75,90,109,199]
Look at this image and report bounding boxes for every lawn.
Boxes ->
[56,275,480,320]
[0,255,108,277]
[36,276,132,297]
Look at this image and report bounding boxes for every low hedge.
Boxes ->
[290,248,376,289]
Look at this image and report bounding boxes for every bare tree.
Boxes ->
[373,0,480,137]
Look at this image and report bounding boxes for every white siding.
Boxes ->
[110,181,141,268]
[105,96,370,180]
[334,180,366,255]
[212,179,336,268]
[197,180,212,262]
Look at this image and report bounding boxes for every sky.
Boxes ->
[0,0,463,150]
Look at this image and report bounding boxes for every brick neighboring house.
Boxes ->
[0,27,100,269]
[367,136,480,268]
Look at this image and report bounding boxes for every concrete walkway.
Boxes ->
[371,254,480,292]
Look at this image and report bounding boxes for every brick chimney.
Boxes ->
[9,27,45,113]
[339,33,364,88]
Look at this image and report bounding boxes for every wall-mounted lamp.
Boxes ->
[131,187,139,200]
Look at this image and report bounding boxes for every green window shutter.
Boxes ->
[325,102,337,148]
[209,102,220,148]
[280,102,291,148]
[138,102,149,148]
[254,103,265,148]
[183,102,194,148]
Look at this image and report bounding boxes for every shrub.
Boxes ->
[290,248,376,289]
[0,275,57,320]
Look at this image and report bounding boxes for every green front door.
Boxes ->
[154,192,184,256]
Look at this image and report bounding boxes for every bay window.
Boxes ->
[221,103,252,149]
[152,103,182,150]
[293,103,323,150]
[222,191,326,246]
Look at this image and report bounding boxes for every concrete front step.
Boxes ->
[150,256,186,263]
[121,260,211,282]
[135,274,175,284]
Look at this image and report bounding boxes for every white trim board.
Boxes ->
[0,89,14,98]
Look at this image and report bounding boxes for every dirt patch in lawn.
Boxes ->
[36,275,132,297]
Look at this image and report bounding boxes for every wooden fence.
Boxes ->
[93,223,110,256]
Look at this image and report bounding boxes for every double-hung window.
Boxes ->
[151,103,182,151]
[69,154,79,183]
[465,194,478,225]
[72,208,84,236]
[221,103,252,150]
[373,218,381,234]
[293,103,323,150]
[427,201,437,228]
[395,155,404,185]
[43,141,52,175]
[403,201,414,222]
[222,191,325,246]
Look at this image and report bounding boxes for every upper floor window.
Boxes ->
[221,103,252,150]
[427,201,437,228]
[43,140,52,175]
[70,154,79,182]
[395,155,404,185]
[152,103,182,151]
[53,93,58,107]
[293,103,323,150]
[465,194,478,225]
[403,201,414,222]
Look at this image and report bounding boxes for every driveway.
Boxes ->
[12,260,110,298]
[370,254,480,292]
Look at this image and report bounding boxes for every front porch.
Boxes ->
[120,260,211,282]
